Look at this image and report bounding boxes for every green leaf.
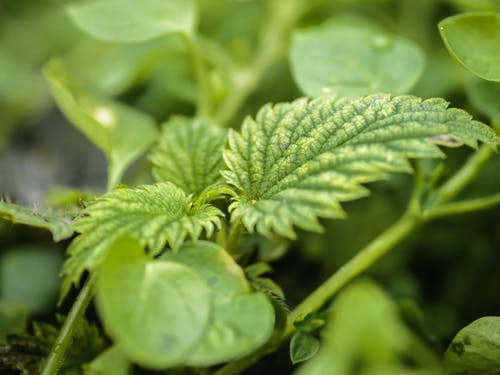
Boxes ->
[223,94,499,238]
[67,0,196,43]
[290,331,320,365]
[96,237,211,369]
[150,116,227,196]
[297,280,440,375]
[0,245,63,315]
[439,12,500,82]
[61,182,223,299]
[467,80,500,122]
[84,346,131,375]
[162,241,275,366]
[0,200,75,241]
[290,17,425,98]
[43,59,158,189]
[444,316,500,375]
[0,302,28,344]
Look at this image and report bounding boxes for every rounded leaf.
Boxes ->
[439,12,500,82]
[97,237,211,369]
[290,17,425,97]
[67,0,196,43]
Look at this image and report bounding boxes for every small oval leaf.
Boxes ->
[97,237,211,369]
[290,17,425,98]
[439,12,500,82]
[67,0,196,42]
[290,331,320,364]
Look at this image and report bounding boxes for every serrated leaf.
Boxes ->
[223,94,499,238]
[150,116,227,196]
[0,200,76,241]
[96,237,211,369]
[67,0,196,43]
[444,316,500,375]
[61,182,223,299]
[290,16,425,98]
[439,12,500,82]
[43,59,158,189]
[290,331,320,364]
[162,241,275,366]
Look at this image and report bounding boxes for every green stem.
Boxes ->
[424,193,500,220]
[215,0,306,127]
[432,145,493,205]
[285,208,421,336]
[184,33,212,117]
[41,275,96,375]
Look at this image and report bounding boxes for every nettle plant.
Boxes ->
[1,1,500,374]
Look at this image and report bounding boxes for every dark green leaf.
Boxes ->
[439,12,500,81]
[444,316,500,375]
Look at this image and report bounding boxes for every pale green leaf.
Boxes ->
[296,280,440,375]
[467,80,500,122]
[61,182,223,299]
[290,17,425,98]
[444,316,500,375]
[162,242,275,366]
[43,59,158,189]
[0,200,76,241]
[96,237,211,369]
[67,0,196,42]
[223,94,499,238]
[150,116,227,196]
[439,12,500,82]
[84,345,131,375]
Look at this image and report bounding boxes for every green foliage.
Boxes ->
[439,12,500,82]
[290,16,425,98]
[97,237,211,369]
[0,201,76,241]
[1,1,500,374]
[44,59,159,189]
[296,280,441,375]
[444,316,500,375]
[61,182,223,298]
[223,94,498,238]
[67,0,197,42]
[150,116,227,196]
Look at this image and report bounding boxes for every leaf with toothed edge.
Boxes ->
[222,94,499,239]
[60,182,223,300]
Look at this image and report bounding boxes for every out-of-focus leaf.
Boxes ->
[439,12,500,82]
[67,0,197,42]
[444,316,500,375]
[0,245,63,315]
[0,200,76,241]
[290,16,425,98]
[290,331,320,364]
[0,302,28,344]
[84,345,131,375]
[43,59,158,188]
[467,80,500,122]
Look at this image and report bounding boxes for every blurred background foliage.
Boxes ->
[0,0,499,372]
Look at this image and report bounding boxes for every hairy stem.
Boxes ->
[41,275,96,375]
